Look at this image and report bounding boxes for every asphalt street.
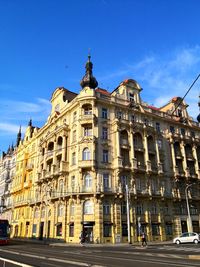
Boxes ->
[0,241,199,267]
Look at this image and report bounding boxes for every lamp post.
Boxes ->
[125,184,131,244]
[185,184,193,233]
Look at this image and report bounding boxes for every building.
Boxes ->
[2,55,200,243]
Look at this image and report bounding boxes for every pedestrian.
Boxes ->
[141,232,147,247]
[79,231,85,245]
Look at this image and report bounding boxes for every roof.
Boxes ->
[95,88,110,96]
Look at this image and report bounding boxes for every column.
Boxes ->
[53,139,57,166]
[192,145,199,177]
[116,127,121,158]
[180,141,187,171]
[170,139,176,172]
[62,135,67,161]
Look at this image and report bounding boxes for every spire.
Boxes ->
[16,126,21,147]
[28,118,32,127]
[197,94,200,122]
[80,54,98,89]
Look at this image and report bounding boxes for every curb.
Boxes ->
[188,255,200,260]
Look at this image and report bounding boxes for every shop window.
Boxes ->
[56,223,62,236]
[69,223,74,237]
[122,223,128,236]
[103,224,111,237]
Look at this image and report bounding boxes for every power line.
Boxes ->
[172,74,200,116]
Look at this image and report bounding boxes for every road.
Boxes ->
[0,241,200,267]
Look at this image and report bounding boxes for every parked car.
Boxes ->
[173,232,200,244]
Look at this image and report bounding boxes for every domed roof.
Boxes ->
[80,55,98,89]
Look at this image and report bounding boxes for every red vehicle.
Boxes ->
[0,220,10,245]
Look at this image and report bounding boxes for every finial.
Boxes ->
[80,54,98,89]
[28,118,32,127]
[197,94,200,122]
[16,125,22,147]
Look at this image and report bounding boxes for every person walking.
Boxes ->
[79,231,85,245]
[141,232,147,247]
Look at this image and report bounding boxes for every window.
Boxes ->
[121,201,127,215]
[103,173,110,190]
[102,127,108,139]
[151,203,158,214]
[71,176,75,191]
[129,93,135,102]
[83,148,91,160]
[56,223,62,236]
[58,204,64,217]
[103,150,108,163]
[72,152,76,165]
[103,202,110,215]
[84,200,93,214]
[165,224,172,235]
[191,131,195,138]
[34,208,39,218]
[170,126,175,134]
[152,224,160,236]
[84,125,92,136]
[32,224,37,238]
[156,122,160,132]
[103,224,111,237]
[84,106,92,115]
[69,223,74,237]
[73,111,77,121]
[85,173,92,188]
[181,128,185,136]
[136,202,143,215]
[59,180,64,194]
[41,207,45,218]
[70,203,75,216]
[117,111,123,119]
[120,176,127,189]
[72,130,76,142]
[122,223,128,236]
[102,108,108,119]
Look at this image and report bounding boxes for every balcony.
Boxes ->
[78,160,96,169]
[79,114,97,125]
[46,150,53,159]
[134,144,144,152]
[120,139,130,149]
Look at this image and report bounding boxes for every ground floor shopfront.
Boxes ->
[9,196,200,244]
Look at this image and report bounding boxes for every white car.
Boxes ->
[173,232,200,244]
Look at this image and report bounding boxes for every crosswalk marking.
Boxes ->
[158,245,200,253]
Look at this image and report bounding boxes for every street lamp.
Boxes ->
[185,184,193,233]
[125,184,131,244]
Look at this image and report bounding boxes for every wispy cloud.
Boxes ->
[100,45,200,119]
[0,98,51,137]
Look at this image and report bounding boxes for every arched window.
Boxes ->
[58,204,64,217]
[70,202,75,216]
[34,207,39,218]
[84,173,92,188]
[83,148,90,160]
[57,136,63,150]
[41,206,45,218]
[59,179,64,195]
[84,200,93,214]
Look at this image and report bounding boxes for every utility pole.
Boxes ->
[126,184,131,244]
[185,184,193,232]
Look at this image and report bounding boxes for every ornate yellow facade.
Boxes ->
[8,57,200,243]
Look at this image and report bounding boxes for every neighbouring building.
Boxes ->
[1,55,200,243]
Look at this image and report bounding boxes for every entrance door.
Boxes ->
[39,222,44,240]
[83,226,93,243]
[181,221,188,233]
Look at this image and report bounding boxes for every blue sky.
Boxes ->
[1,0,200,153]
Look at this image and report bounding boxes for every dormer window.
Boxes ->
[129,93,135,103]
[177,109,182,117]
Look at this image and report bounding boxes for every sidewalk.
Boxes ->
[12,237,172,247]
